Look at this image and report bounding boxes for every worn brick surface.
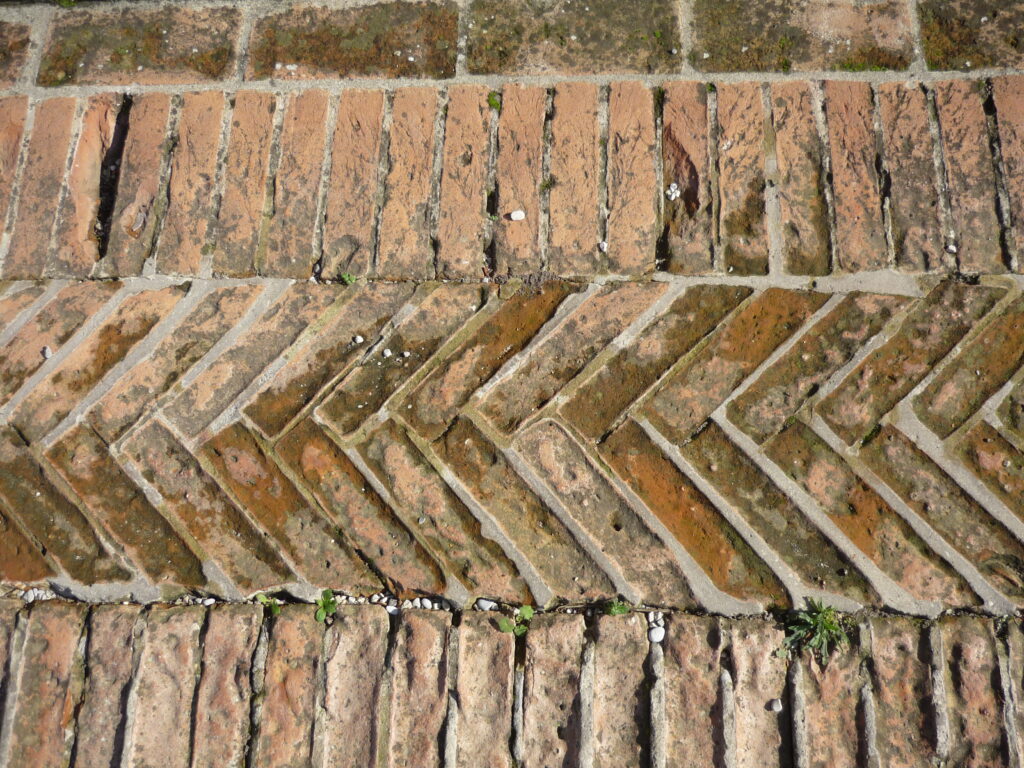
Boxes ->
[0,97,27,235]
[993,75,1024,268]
[0,283,45,335]
[800,632,863,768]
[591,614,648,768]
[455,612,514,768]
[0,22,29,88]
[663,615,722,767]
[0,507,53,583]
[730,620,791,768]
[920,0,1024,70]
[958,421,1024,521]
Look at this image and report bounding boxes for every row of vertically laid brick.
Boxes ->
[0,600,1021,768]
[2,76,1024,281]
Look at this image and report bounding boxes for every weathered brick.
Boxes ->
[0,507,53,583]
[600,419,786,606]
[0,22,30,87]
[276,418,445,597]
[3,98,74,279]
[155,90,223,275]
[958,421,1024,522]
[212,91,275,277]
[547,82,602,277]
[434,416,614,602]
[455,613,514,768]
[494,84,546,275]
[0,601,19,701]
[260,89,328,278]
[0,282,45,334]
[727,292,908,443]
[592,614,648,768]
[522,614,585,767]
[359,420,531,603]
[933,80,1004,272]
[771,81,830,275]
[730,620,791,768]
[717,82,768,275]
[663,615,722,767]
[377,87,437,280]
[1006,621,1024,761]
[818,281,1003,445]
[38,6,239,86]
[191,604,262,768]
[993,76,1024,271]
[437,85,491,280]
[800,632,863,768]
[0,97,27,236]
[481,281,666,433]
[517,420,697,606]
[920,0,1024,70]
[661,82,713,274]
[387,610,451,768]
[12,283,187,443]
[1001,382,1024,441]
[121,421,294,593]
[321,89,383,280]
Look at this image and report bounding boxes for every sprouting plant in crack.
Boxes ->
[487,90,502,112]
[777,598,849,666]
[315,589,338,623]
[255,593,281,617]
[605,599,631,616]
[339,272,357,286]
[498,605,534,637]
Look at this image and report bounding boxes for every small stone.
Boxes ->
[41,346,52,359]
[386,604,399,615]
[475,598,497,611]
[203,597,215,606]
[412,598,422,608]
[598,241,608,253]
[648,626,665,643]
[509,210,526,222]
[353,335,364,344]
[769,698,783,713]
[402,351,411,358]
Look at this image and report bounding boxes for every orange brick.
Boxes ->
[522,614,585,766]
[0,96,28,245]
[993,75,1024,272]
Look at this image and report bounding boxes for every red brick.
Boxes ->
[0,601,19,697]
[662,82,713,274]
[800,634,863,768]
[191,604,262,768]
[730,620,790,768]
[455,613,514,768]
[717,83,768,275]
[321,90,384,280]
[547,82,602,277]
[3,98,75,279]
[377,87,437,280]
[0,23,30,88]
[934,80,1004,272]
[0,97,27,235]
[958,421,1024,522]
[494,84,545,275]
[0,282,45,333]
[824,80,887,271]
[260,89,328,278]
[212,91,275,277]
[592,614,648,767]
[95,93,172,277]
[606,82,658,275]
[522,614,585,766]
[772,81,830,275]
[877,82,944,271]
[437,85,491,280]
[275,418,445,598]
[1007,621,1024,761]
[155,90,223,275]
[0,507,53,583]
[663,615,722,767]
[993,76,1024,271]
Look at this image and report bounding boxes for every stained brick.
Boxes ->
[522,614,585,767]
[730,620,791,768]
[958,421,1024,522]
[1001,382,1024,441]
[592,614,648,768]
[455,613,514,768]
[663,615,722,767]
[920,0,1024,70]
[993,76,1024,271]
[801,632,863,768]
[0,23,30,88]
[0,282,45,334]
[0,506,53,583]
[0,97,27,236]
[0,600,18,698]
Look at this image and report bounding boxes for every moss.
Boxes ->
[836,44,908,72]
[690,0,807,72]
[919,3,991,70]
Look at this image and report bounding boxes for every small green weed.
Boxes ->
[255,593,281,617]
[315,589,338,623]
[539,176,556,193]
[498,605,534,637]
[487,90,502,112]
[339,272,357,286]
[777,598,849,666]
[605,600,631,616]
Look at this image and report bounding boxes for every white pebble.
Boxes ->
[41,346,52,359]
[383,348,392,358]
[412,597,422,608]
[648,626,666,643]
[357,596,367,604]
[203,597,215,606]
[285,64,298,71]
[702,52,710,59]
[598,241,608,253]
[509,209,526,221]
[402,350,411,358]
[353,335,364,344]
[476,598,497,611]
[408,56,416,62]
[386,604,399,615]
[769,698,783,713]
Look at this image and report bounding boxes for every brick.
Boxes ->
[276,418,445,597]
[87,283,262,444]
[592,614,648,768]
[1007,622,1024,761]
[600,419,786,606]
[434,416,614,602]
[717,83,769,275]
[644,288,826,443]
[729,620,791,768]
[824,80,887,271]
[191,604,261,768]
[517,420,697,606]
[72,605,141,768]
[436,85,491,280]
[245,282,415,438]
[4,602,87,768]
[0,506,53,583]
[359,420,531,602]
[818,281,1002,445]
[661,82,713,274]
[494,84,545,275]
[800,634,863,768]
[405,281,576,441]
[481,281,666,433]
[606,82,658,275]
[933,80,1004,272]
[877,82,944,271]
[861,425,1024,604]
[958,421,1024,522]
[0,282,45,334]
[322,606,389,768]
[387,610,451,768]
[920,0,1024,70]
[154,90,223,275]
[0,426,128,584]
[993,76,1024,269]
[3,98,75,280]
[165,283,336,438]
[212,91,275,277]
[39,6,238,86]
[727,292,908,443]
[321,90,384,280]
[201,421,380,591]
[546,82,602,277]
[663,615,722,767]
[0,601,18,700]
[0,23,30,87]
[121,421,294,592]
[248,2,458,80]
[522,614,585,766]
[316,283,485,437]
[772,81,830,275]
[94,93,172,277]
[1001,382,1024,441]
[12,284,187,443]
[260,90,328,278]
[47,424,207,590]
[0,97,27,235]
[766,422,977,607]
[0,281,120,407]
[455,613,514,768]
[377,87,437,280]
